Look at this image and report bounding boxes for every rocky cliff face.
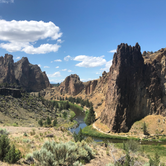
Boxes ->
[85,80,98,95]
[59,74,84,95]
[0,54,50,92]
[100,43,165,132]
[0,54,16,84]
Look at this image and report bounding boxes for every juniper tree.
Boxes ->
[53,119,57,126]
[38,119,43,127]
[46,117,51,125]
[84,107,96,125]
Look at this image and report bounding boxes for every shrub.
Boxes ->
[38,119,43,127]
[63,112,67,119]
[33,140,94,166]
[30,129,36,136]
[0,128,9,136]
[123,139,140,152]
[148,153,160,166]
[23,132,28,137]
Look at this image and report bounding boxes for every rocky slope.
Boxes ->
[0,54,50,92]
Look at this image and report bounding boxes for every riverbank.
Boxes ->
[83,121,166,143]
[82,125,140,141]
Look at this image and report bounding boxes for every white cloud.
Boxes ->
[50,79,64,83]
[64,55,72,61]
[51,61,53,63]
[15,56,20,60]
[0,20,62,54]
[54,59,62,62]
[108,49,116,53]
[47,71,61,77]
[68,70,72,72]
[55,66,59,68]
[62,69,67,71]
[22,43,61,54]
[96,72,100,74]
[38,64,41,67]
[57,39,63,43]
[74,55,106,68]
[0,0,14,3]
[100,60,112,72]
[44,66,50,68]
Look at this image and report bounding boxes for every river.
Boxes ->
[69,107,166,145]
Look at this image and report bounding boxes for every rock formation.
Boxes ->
[0,88,22,98]
[0,54,50,92]
[100,43,165,132]
[59,74,84,95]
[0,54,16,84]
[85,80,98,95]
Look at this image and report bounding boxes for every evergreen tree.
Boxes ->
[73,128,84,142]
[65,101,70,110]
[78,128,85,142]
[84,107,96,125]
[4,145,21,164]
[0,135,10,161]
[63,112,67,119]
[143,122,148,135]
[59,104,62,111]
[38,119,43,127]
[46,117,51,125]
[53,119,57,126]
[0,135,21,164]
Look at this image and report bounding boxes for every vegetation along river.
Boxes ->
[69,106,166,145]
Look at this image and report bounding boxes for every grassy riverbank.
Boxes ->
[82,125,140,141]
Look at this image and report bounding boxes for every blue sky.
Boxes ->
[0,0,166,83]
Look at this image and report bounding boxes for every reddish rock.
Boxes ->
[14,57,50,92]
[85,80,98,95]
[100,43,164,132]
[0,54,16,84]
[0,54,50,92]
[59,74,84,95]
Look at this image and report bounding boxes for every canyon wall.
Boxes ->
[100,43,165,132]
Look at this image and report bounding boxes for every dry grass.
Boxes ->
[94,119,110,132]
[130,115,166,136]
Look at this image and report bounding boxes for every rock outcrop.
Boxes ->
[100,43,165,132]
[0,54,50,92]
[59,74,84,95]
[0,88,22,98]
[0,54,16,84]
[85,80,98,95]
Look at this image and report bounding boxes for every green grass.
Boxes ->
[69,102,84,111]
[69,109,76,119]
[142,144,166,157]
[82,125,139,141]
